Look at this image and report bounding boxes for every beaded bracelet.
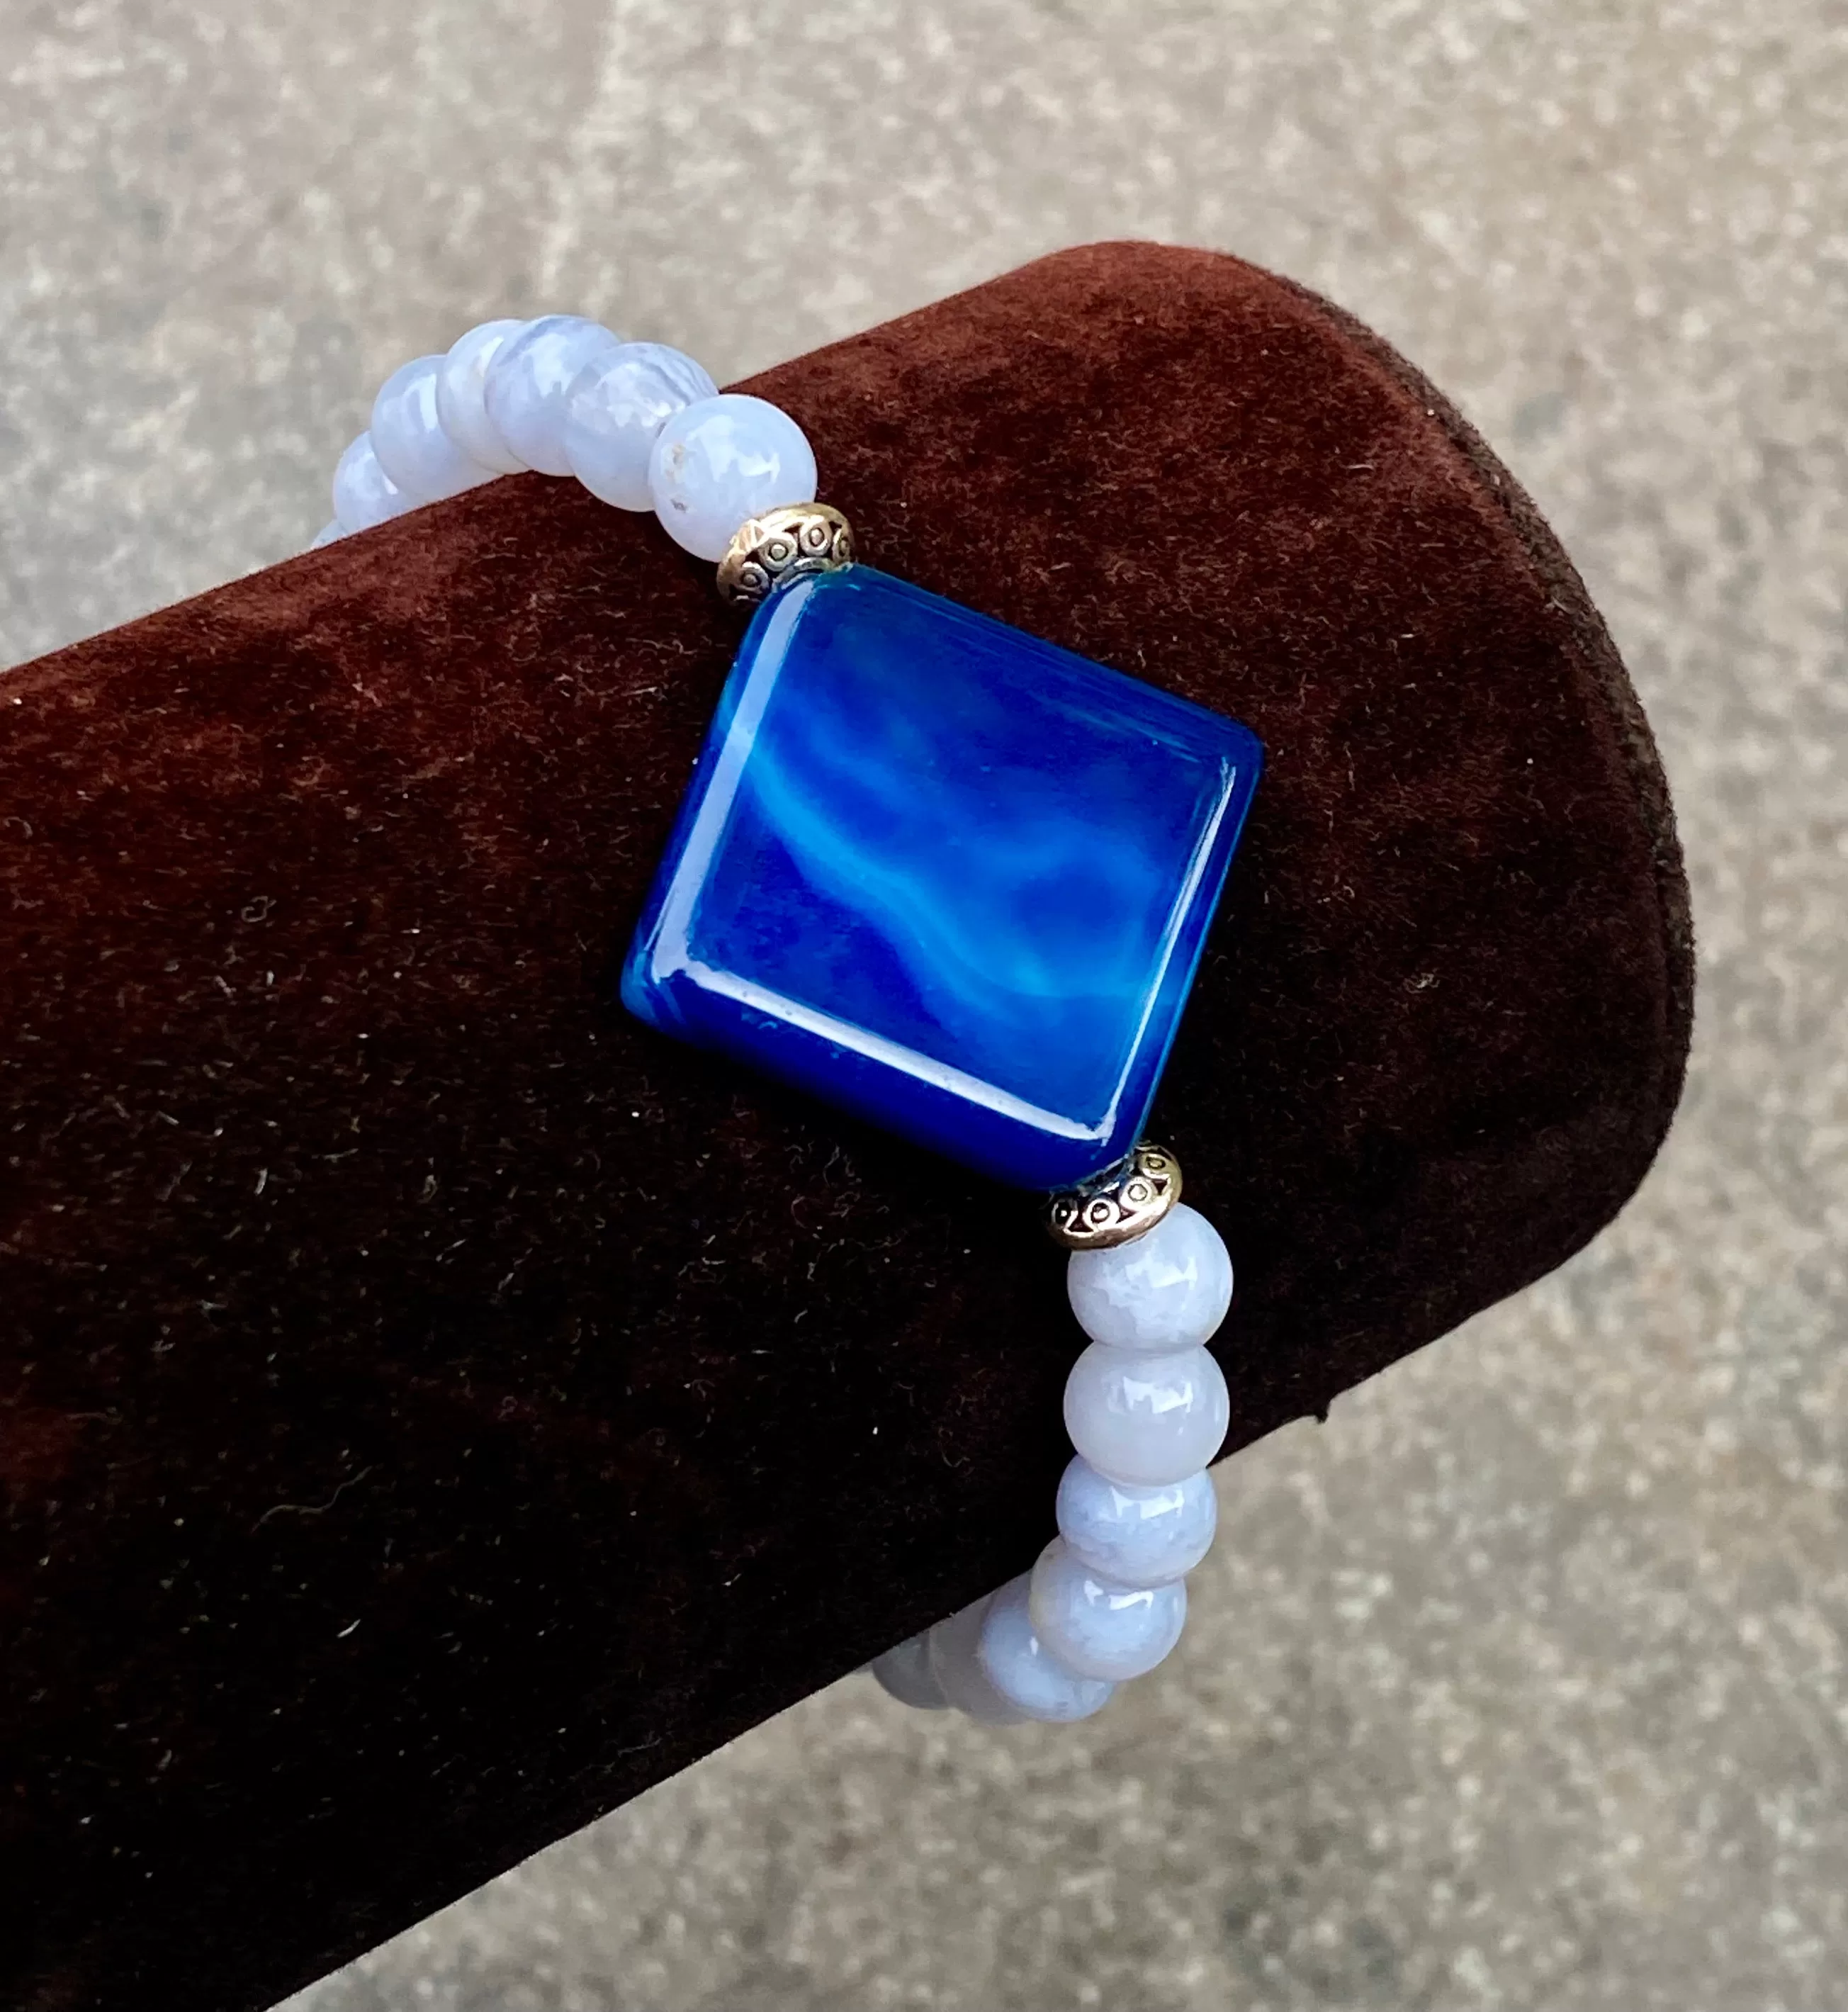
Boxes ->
[314,313,1263,1727]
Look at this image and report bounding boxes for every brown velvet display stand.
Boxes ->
[0,242,1691,2012]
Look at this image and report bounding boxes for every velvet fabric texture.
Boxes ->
[0,242,1691,2012]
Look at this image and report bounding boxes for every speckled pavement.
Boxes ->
[4,4,1845,2007]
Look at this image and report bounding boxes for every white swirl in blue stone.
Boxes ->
[621,566,1261,1190]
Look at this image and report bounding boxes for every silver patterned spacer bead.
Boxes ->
[715,501,856,607]
[1045,1141,1183,1251]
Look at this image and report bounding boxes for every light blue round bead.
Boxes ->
[867,1631,949,1710]
[976,1575,1115,1723]
[331,432,407,532]
[564,342,719,511]
[371,353,494,503]
[1055,1456,1217,1586]
[927,1594,1030,1726]
[1066,1202,1232,1353]
[484,315,624,476]
[436,319,531,474]
[1063,1342,1230,1488]
[648,393,818,560]
[1027,1538,1188,1682]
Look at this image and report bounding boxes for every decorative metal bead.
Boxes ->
[716,501,856,607]
[1045,1141,1182,1251]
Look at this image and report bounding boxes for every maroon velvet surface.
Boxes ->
[0,243,1691,2012]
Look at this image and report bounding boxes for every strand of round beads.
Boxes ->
[314,319,1232,1729]
[872,1146,1233,1725]
[311,313,817,568]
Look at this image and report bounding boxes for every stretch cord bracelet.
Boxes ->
[312,314,1261,1726]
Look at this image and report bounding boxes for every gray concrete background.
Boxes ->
[4,3,1844,2007]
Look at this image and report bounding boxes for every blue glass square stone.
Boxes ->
[621,566,1261,1191]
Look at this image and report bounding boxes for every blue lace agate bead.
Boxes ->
[621,566,1261,1190]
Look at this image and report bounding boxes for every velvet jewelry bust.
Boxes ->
[0,240,1691,2012]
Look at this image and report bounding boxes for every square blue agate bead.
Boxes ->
[621,566,1261,1191]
